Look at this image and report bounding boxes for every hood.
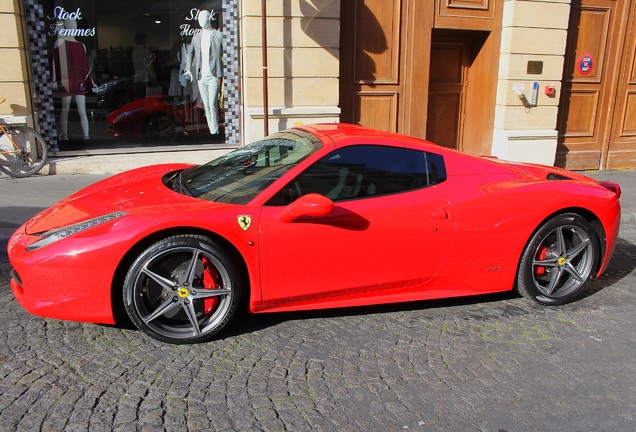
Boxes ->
[25,164,195,235]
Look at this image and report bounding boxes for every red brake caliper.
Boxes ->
[535,246,547,276]
[202,257,220,314]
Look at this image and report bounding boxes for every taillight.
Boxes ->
[598,181,621,199]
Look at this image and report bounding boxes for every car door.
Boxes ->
[257,144,455,309]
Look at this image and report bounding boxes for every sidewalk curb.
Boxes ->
[45,147,237,175]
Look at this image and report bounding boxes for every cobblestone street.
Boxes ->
[1,222,635,431]
[1,171,635,431]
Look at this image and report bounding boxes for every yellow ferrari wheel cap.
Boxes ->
[178,288,189,298]
[558,257,566,266]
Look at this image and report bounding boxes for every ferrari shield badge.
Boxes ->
[238,215,252,231]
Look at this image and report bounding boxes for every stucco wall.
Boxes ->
[0,0,32,124]
[240,0,341,143]
[492,0,571,165]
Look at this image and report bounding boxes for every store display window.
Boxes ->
[24,0,240,153]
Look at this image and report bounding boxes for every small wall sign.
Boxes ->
[527,61,543,75]
[577,53,594,75]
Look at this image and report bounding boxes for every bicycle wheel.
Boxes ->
[0,126,48,177]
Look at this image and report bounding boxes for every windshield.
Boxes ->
[178,129,322,204]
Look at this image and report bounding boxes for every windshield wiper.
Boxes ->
[168,170,193,197]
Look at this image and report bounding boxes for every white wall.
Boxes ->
[492,0,571,165]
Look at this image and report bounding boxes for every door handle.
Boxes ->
[430,209,449,220]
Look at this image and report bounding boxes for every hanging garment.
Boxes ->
[53,40,90,96]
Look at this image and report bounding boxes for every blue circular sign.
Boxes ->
[577,53,594,75]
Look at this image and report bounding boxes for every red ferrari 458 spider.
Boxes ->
[106,95,213,139]
[8,124,621,344]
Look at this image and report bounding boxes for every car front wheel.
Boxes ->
[144,115,177,140]
[516,213,599,305]
[123,235,241,344]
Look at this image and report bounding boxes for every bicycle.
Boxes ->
[0,98,48,177]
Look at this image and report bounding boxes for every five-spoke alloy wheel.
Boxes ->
[123,235,241,344]
[517,213,599,305]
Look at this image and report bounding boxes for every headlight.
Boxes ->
[26,211,128,251]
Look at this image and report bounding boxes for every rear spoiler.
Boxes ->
[598,181,621,199]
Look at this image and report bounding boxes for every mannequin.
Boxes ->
[132,32,158,98]
[184,10,222,134]
[52,19,95,140]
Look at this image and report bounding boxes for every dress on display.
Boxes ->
[53,40,90,96]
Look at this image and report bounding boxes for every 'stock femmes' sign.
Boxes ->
[46,6,216,38]
[47,7,96,37]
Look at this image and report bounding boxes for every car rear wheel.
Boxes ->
[123,235,241,344]
[516,213,599,305]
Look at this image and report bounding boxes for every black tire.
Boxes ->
[0,126,48,177]
[123,235,241,344]
[144,115,177,140]
[516,213,599,305]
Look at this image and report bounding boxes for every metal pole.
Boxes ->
[261,0,269,136]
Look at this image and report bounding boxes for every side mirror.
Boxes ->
[276,193,334,223]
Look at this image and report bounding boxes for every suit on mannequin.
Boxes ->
[184,10,222,134]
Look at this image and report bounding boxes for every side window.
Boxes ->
[268,145,446,205]
[426,152,447,184]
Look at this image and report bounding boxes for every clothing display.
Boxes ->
[185,28,222,82]
[184,10,223,134]
[198,74,221,134]
[31,4,238,149]
[53,40,91,96]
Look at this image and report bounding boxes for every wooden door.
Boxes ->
[340,1,501,155]
[607,0,636,168]
[339,0,433,138]
[556,0,627,169]
[426,33,470,150]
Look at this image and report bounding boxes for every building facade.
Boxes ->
[1,0,635,171]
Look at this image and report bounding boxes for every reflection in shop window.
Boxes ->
[42,1,229,151]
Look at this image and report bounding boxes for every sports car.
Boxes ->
[7,124,621,344]
[106,95,215,139]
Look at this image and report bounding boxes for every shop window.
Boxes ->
[24,0,239,153]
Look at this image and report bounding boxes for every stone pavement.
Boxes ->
[585,169,636,224]
[0,169,635,431]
